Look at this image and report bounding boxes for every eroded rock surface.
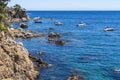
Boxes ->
[8,28,44,39]
[0,30,39,80]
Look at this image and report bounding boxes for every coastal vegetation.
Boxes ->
[0,0,10,30]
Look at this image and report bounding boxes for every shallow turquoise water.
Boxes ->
[14,11,120,80]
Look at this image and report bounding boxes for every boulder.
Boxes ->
[54,40,66,45]
[22,17,28,22]
[48,32,61,39]
[20,23,28,29]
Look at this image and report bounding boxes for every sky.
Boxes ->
[8,0,120,11]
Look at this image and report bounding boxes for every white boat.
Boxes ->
[104,28,114,31]
[33,17,42,23]
[54,21,63,25]
[76,22,86,26]
[33,17,41,20]
[114,68,120,72]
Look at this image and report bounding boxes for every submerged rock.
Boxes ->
[54,40,67,45]
[66,74,84,80]
[37,52,45,55]
[49,27,55,30]
[48,37,55,41]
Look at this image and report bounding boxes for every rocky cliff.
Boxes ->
[7,4,30,22]
[0,28,39,80]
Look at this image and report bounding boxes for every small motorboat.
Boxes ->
[76,22,86,27]
[54,21,63,25]
[104,27,114,31]
[114,68,120,72]
[33,17,41,20]
[33,17,42,23]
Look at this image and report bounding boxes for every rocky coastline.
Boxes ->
[0,3,84,80]
[0,29,39,80]
[9,27,44,39]
[0,4,47,80]
[7,4,30,23]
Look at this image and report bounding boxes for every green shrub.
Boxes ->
[0,23,7,31]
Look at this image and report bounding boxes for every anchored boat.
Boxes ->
[76,22,86,27]
[54,21,63,25]
[104,27,114,31]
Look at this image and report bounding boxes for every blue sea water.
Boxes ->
[14,11,120,80]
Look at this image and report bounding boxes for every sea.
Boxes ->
[13,11,120,80]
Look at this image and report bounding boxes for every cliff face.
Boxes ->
[0,29,39,80]
[7,4,30,22]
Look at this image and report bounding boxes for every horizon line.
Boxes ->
[26,10,120,11]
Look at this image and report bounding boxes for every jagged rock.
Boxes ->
[47,32,68,45]
[48,32,61,41]
[20,23,28,29]
[0,30,39,80]
[9,27,44,39]
[29,54,49,67]
[7,5,30,22]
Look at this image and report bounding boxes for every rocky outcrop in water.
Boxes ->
[20,23,28,29]
[8,27,44,39]
[48,32,68,45]
[0,29,39,80]
[29,54,49,67]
